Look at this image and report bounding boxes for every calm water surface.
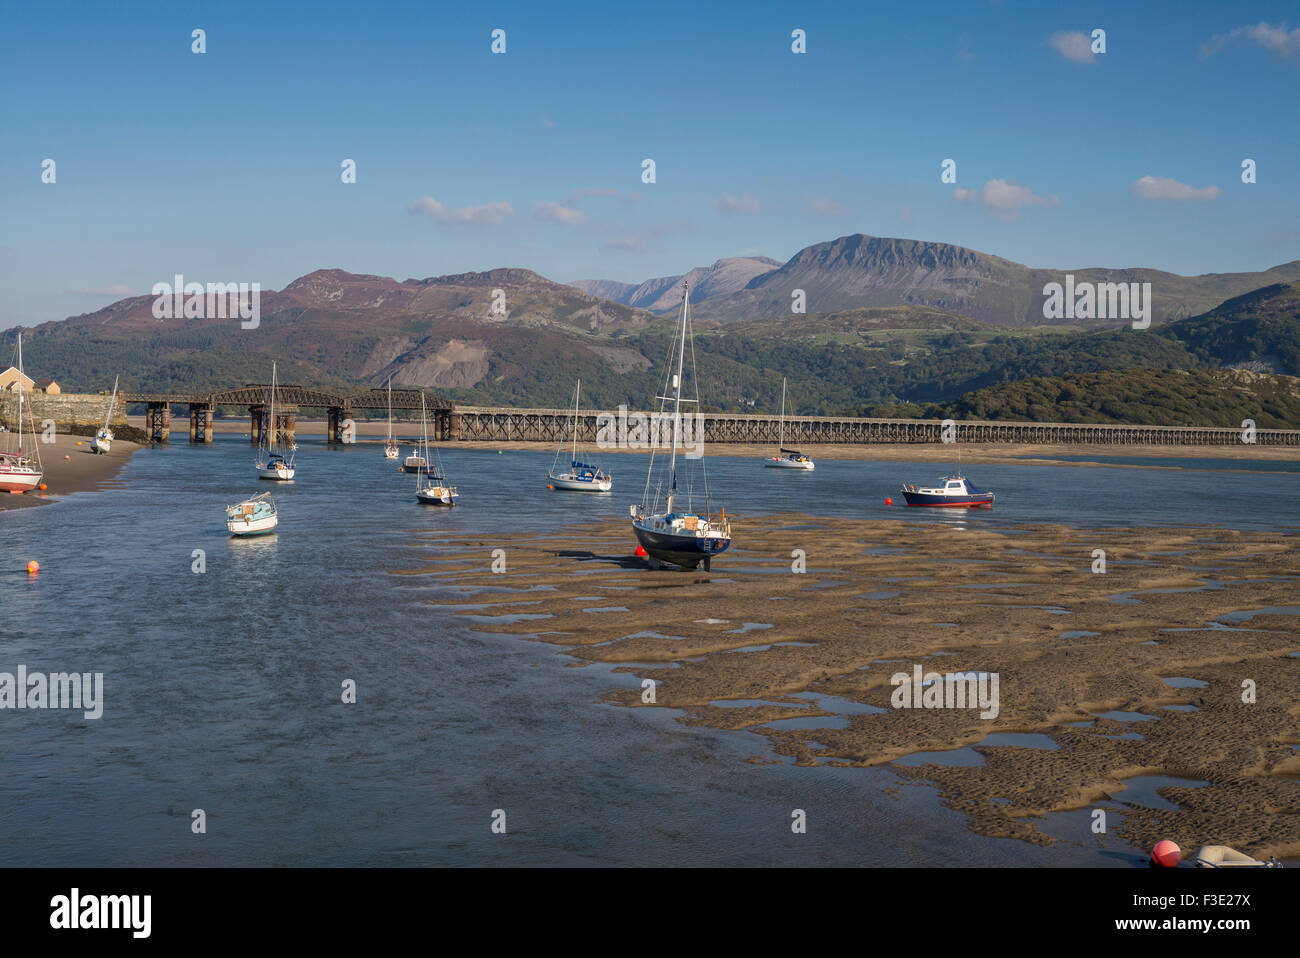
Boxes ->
[2,439,1295,866]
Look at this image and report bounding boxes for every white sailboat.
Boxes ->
[630,281,731,571]
[255,362,296,480]
[763,376,814,470]
[548,379,612,492]
[92,375,118,454]
[384,376,400,459]
[0,333,44,494]
[226,491,278,535]
[415,391,458,505]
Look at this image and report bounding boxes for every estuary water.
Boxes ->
[1,438,1295,866]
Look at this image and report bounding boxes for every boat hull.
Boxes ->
[416,488,458,506]
[0,467,42,493]
[227,514,278,535]
[632,522,731,570]
[550,473,612,492]
[764,457,814,470]
[901,491,993,507]
[256,466,295,480]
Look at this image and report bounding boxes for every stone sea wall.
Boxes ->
[0,392,131,431]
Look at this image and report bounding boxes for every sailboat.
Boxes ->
[92,376,118,454]
[548,379,612,492]
[255,362,296,480]
[763,376,814,470]
[630,281,731,571]
[384,376,400,459]
[0,333,44,494]
[415,391,458,505]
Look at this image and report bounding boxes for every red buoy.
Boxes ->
[1151,840,1181,868]
[635,545,647,558]
[885,497,893,506]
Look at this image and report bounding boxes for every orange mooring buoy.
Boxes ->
[64,455,71,460]
[547,484,553,489]
[635,546,647,558]
[27,560,39,575]
[38,483,46,490]
[1151,840,1181,868]
[885,497,893,506]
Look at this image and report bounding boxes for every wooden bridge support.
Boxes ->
[188,403,214,443]
[144,403,170,443]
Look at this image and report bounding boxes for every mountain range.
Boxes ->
[6,233,1299,424]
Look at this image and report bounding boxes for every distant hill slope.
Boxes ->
[690,234,1300,329]
[571,256,780,311]
[869,368,1300,429]
[1158,282,1300,375]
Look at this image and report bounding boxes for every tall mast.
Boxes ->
[666,282,689,512]
[418,390,428,489]
[269,361,277,452]
[572,380,580,462]
[779,376,786,447]
[16,333,23,456]
[387,376,393,442]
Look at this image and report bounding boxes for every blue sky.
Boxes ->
[2,0,1298,328]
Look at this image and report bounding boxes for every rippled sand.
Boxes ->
[401,516,1300,862]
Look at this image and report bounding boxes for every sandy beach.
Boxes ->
[405,517,1300,862]
[0,439,140,511]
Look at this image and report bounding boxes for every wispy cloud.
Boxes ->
[1130,176,1221,202]
[564,187,619,204]
[1201,22,1300,58]
[601,234,646,252]
[407,196,514,225]
[805,196,847,215]
[1048,30,1096,64]
[78,284,139,297]
[534,202,586,226]
[898,207,913,224]
[714,192,762,214]
[953,179,1060,219]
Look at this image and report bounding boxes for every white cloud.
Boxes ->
[1202,22,1300,57]
[78,284,139,297]
[1130,176,1221,202]
[1048,30,1095,63]
[534,202,586,226]
[601,235,646,252]
[714,192,762,214]
[407,196,514,225]
[805,196,846,215]
[954,179,1060,218]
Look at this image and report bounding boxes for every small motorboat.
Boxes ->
[403,451,432,474]
[226,492,278,536]
[900,475,993,507]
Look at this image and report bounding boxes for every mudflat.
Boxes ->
[405,516,1300,861]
